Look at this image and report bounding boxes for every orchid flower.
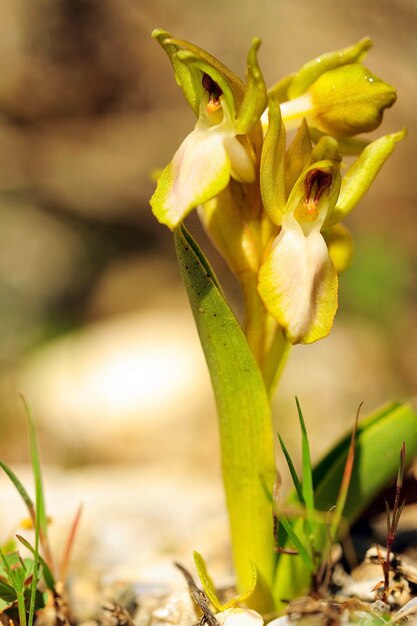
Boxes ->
[265,38,397,138]
[150,30,267,229]
[258,95,405,344]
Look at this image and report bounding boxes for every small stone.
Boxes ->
[215,608,264,626]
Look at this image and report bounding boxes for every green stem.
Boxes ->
[16,590,27,626]
[241,272,291,394]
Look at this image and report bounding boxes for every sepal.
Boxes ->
[288,37,372,99]
[260,94,286,225]
[152,29,202,115]
[235,38,268,134]
[284,120,313,196]
[326,129,406,226]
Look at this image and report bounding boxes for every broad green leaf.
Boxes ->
[313,402,417,522]
[174,226,275,613]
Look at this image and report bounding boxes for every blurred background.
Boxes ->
[0,0,415,590]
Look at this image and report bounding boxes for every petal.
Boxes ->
[150,126,231,229]
[223,135,256,183]
[258,222,338,344]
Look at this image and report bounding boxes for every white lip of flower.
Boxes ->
[258,167,338,344]
[215,608,264,626]
[150,89,256,229]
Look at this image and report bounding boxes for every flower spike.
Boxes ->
[150,32,266,229]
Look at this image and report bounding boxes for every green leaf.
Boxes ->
[21,396,51,626]
[0,576,17,603]
[193,551,257,611]
[296,398,314,516]
[272,401,417,608]
[326,129,406,226]
[313,402,417,523]
[288,37,372,99]
[278,517,313,571]
[0,461,35,524]
[193,551,223,611]
[16,536,55,592]
[260,94,286,224]
[277,434,304,505]
[174,226,276,613]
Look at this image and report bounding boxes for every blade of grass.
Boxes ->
[277,434,304,505]
[16,536,55,592]
[21,396,53,626]
[296,398,314,515]
[277,517,313,571]
[0,548,26,626]
[0,461,36,526]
